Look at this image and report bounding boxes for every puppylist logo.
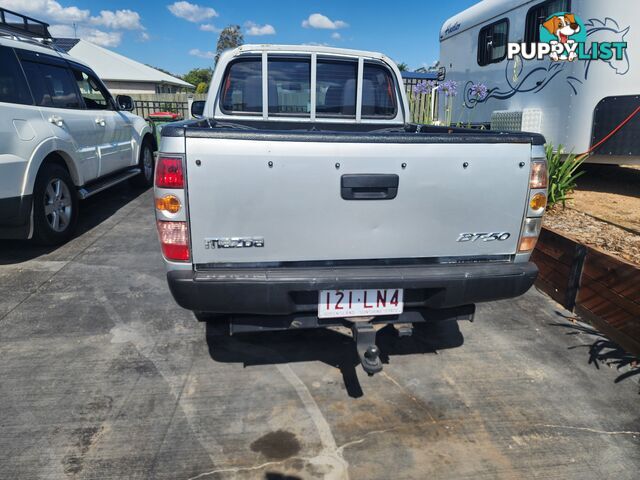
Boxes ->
[508,12,628,62]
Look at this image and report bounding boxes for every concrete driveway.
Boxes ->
[0,186,638,480]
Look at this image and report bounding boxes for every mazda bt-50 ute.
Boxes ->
[154,45,548,375]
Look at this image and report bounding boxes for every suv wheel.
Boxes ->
[131,140,154,187]
[32,164,78,245]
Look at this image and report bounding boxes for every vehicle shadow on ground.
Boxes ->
[577,165,640,197]
[550,315,639,391]
[207,318,465,398]
[0,184,149,265]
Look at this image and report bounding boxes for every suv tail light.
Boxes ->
[157,220,190,261]
[155,156,184,188]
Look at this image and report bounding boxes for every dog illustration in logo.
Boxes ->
[543,13,581,61]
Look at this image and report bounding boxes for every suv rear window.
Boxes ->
[0,46,32,105]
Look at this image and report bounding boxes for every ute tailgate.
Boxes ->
[184,137,531,265]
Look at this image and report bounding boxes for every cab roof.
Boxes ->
[226,44,392,62]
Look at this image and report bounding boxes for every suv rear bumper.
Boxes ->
[167,261,538,315]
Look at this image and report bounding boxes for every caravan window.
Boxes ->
[477,19,509,66]
[525,0,571,43]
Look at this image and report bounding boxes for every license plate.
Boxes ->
[318,288,404,319]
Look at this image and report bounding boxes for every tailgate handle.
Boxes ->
[341,174,399,200]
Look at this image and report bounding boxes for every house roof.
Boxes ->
[52,38,193,89]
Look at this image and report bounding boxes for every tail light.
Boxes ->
[518,159,548,253]
[157,221,190,261]
[530,160,548,189]
[518,218,542,252]
[529,192,547,211]
[155,194,181,214]
[155,156,184,188]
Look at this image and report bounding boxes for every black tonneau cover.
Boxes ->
[161,119,545,145]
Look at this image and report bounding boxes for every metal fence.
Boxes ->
[130,94,207,120]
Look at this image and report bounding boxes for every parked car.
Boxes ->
[0,9,156,245]
[154,44,548,375]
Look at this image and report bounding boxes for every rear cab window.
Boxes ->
[268,57,311,116]
[316,60,357,118]
[217,53,400,121]
[362,63,397,118]
[220,57,262,114]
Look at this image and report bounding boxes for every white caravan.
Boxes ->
[440,0,639,164]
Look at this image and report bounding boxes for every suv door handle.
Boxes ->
[95,118,106,127]
[341,174,399,200]
[48,115,64,127]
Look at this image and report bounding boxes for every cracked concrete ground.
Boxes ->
[0,185,638,480]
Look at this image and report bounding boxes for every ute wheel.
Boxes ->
[196,312,231,336]
[32,163,78,245]
[131,139,155,188]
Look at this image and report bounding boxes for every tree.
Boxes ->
[182,68,212,89]
[215,25,243,65]
[397,62,409,72]
[195,82,208,94]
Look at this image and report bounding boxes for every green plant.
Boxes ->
[195,82,208,94]
[546,144,586,209]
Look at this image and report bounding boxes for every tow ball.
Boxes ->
[346,317,395,376]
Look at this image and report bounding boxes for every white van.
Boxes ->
[0,8,155,244]
[439,0,639,164]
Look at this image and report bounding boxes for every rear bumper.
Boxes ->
[0,195,32,239]
[167,261,538,315]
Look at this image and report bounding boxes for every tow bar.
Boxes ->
[227,306,475,376]
[347,319,383,376]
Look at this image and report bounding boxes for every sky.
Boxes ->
[0,0,478,76]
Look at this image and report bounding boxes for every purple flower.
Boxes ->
[412,80,436,95]
[441,80,458,97]
[469,82,488,101]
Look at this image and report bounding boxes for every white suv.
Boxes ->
[0,12,155,245]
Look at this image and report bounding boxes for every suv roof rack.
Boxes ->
[0,7,67,53]
[0,7,51,39]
